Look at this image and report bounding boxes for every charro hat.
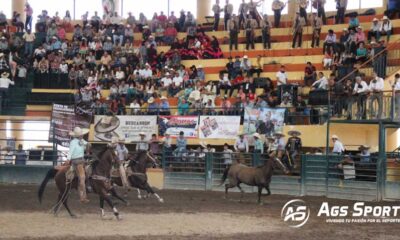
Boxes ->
[288,130,301,136]
[359,145,370,150]
[118,136,126,143]
[69,127,89,137]
[274,131,285,137]
[253,133,261,139]
[382,16,389,20]
[1,72,9,78]
[95,131,119,142]
[147,97,155,103]
[94,115,120,133]
[373,18,378,22]
[331,135,339,139]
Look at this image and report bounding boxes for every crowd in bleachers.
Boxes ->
[0,0,398,120]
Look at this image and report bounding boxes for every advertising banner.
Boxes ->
[158,116,199,138]
[49,104,92,147]
[93,115,158,142]
[198,116,241,139]
[243,107,286,137]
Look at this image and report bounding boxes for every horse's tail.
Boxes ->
[219,165,231,186]
[38,168,58,204]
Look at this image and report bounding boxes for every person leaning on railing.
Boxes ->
[367,72,384,119]
[390,73,400,120]
[353,76,369,119]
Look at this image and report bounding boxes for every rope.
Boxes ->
[48,180,72,215]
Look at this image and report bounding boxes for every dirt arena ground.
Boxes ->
[0,184,399,240]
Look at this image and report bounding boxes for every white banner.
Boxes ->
[199,116,241,139]
[93,115,157,142]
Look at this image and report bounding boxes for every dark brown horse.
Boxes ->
[112,150,164,203]
[38,146,128,220]
[221,157,288,204]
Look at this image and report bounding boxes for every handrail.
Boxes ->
[337,39,400,84]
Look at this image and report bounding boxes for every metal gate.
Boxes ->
[163,152,301,196]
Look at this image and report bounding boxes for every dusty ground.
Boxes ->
[0,184,399,240]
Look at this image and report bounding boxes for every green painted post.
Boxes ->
[205,153,213,190]
[300,154,307,196]
[377,122,386,201]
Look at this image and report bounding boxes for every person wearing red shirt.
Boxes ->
[164,23,178,45]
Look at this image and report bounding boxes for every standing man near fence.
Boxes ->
[234,132,249,163]
[368,72,384,119]
[331,135,345,154]
[0,72,14,111]
[224,0,234,31]
[114,137,130,195]
[212,0,223,31]
[272,0,286,28]
[67,127,90,204]
[285,130,302,171]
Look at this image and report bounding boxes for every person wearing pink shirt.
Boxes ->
[355,26,365,44]
[57,25,66,41]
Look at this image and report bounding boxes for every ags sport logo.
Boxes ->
[281,199,310,228]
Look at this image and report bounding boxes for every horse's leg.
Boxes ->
[144,182,164,203]
[265,185,271,196]
[104,194,121,221]
[237,183,245,202]
[136,188,142,199]
[63,196,76,218]
[224,182,236,199]
[53,193,63,216]
[110,187,130,206]
[99,195,106,219]
[257,186,263,204]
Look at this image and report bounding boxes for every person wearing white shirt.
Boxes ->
[380,16,392,42]
[234,133,249,152]
[129,99,141,115]
[368,72,384,119]
[115,68,125,81]
[353,76,369,119]
[391,73,400,120]
[140,64,153,79]
[312,72,328,90]
[172,72,183,87]
[161,73,173,88]
[331,135,345,154]
[0,72,15,108]
[276,65,288,86]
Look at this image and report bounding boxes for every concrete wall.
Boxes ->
[0,165,52,184]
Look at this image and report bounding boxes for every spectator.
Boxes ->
[335,0,347,24]
[355,26,365,45]
[368,72,384,119]
[276,65,288,86]
[212,0,223,31]
[348,14,359,31]
[223,143,234,166]
[311,72,328,90]
[311,12,323,48]
[14,144,27,166]
[272,0,286,28]
[173,131,187,160]
[304,62,317,86]
[136,132,149,151]
[353,76,369,119]
[368,18,381,43]
[234,132,249,153]
[260,14,272,50]
[331,135,345,154]
[292,12,306,49]
[0,12,7,28]
[0,72,15,108]
[380,16,392,42]
[240,55,252,76]
[178,98,189,115]
[323,29,336,54]
[244,15,257,50]
[24,3,33,31]
[355,42,368,63]
[160,96,171,115]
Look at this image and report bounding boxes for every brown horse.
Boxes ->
[221,157,288,204]
[38,146,128,220]
[112,150,164,203]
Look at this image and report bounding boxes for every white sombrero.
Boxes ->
[148,97,155,104]
[69,127,89,137]
[94,115,120,133]
[1,72,9,78]
[331,135,339,139]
